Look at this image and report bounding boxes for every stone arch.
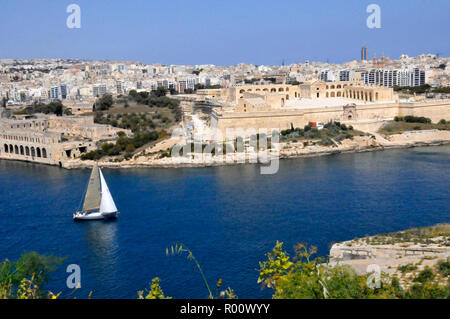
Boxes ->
[4,144,8,153]
[25,146,30,156]
[337,84,342,89]
[42,148,47,158]
[14,145,19,154]
[263,88,268,91]
[239,89,245,93]
[20,145,24,155]
[285,87,289,91]
[326,92,329,98]
[326,85,329,89]
[294,92,298,98]
[337,92,342,97]
[31,147,35,157]
[369,93,373,102]
[9,144,13,153]
[270,88,276,92]
[37,147,41,158]
[330,91,335,97]
[330,85,335,89]
[278,88,284,92]
[375,92,379,101]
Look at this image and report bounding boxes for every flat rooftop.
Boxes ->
[285,98,395,109]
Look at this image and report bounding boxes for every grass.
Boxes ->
[379,121,450,135]
[280,121,367,146]
[82,96,181,160]
[361,223,450,245]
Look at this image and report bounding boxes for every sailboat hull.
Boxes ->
[73,211,119,221]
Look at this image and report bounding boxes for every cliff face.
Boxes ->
[329,224,450,288]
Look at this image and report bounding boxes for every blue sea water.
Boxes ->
[0,146,449,299]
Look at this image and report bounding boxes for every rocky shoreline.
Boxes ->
[61,129,450,169]
[329,224,450,288]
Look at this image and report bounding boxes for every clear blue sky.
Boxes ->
[1,0,449,65]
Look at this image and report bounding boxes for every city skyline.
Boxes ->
[1,0,449,65]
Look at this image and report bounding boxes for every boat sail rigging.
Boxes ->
[74,163,119,221]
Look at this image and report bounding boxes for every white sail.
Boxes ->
[99,169,118,214]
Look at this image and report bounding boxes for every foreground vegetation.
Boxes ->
[3,233,448,299]
[257,241,449,299]
[0,252,65,299]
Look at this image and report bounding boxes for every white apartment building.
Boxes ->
[361,68,426,87]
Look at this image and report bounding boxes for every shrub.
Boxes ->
[403,116,431,124]
[437,260,450,276]
[398,263,418,273]
[138,278,171,299]
[413,267,435,283]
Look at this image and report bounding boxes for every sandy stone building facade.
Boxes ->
[0,114,131,166]
[200,81,450,136]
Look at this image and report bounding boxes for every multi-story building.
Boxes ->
[361,68,425,87]
[60,84,67,99]
[361,46,368,61]
[93,85,107,97]
[50,86,59,99]
[339,70,350,82]
[116,81,124,95]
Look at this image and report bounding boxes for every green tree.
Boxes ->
[152,88,167,97]
[0,252,65,299]
[95,94,114,111]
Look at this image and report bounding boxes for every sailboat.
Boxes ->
[73,162,119,221]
